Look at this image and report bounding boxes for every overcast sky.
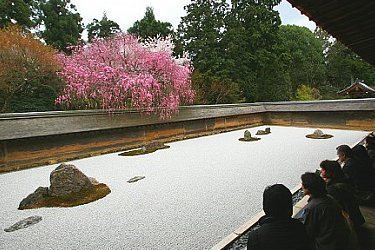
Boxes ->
[71,0,316,34]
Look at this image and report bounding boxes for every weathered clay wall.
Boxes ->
[1,99,374,173]
[265,111,375,130]
[0,114,265,172]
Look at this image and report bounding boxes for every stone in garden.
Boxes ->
[127,176,146,183]
[18,187,49,209]
[145,141,165,150]
[4,216,42,232]
[256,127,271,135]
[306,129,333,139]
[239,130,261,142]
[49,163,94,197]
[119,141,170,156]
[88,177,99,185]
[244,130,252,140]
[18,163,111,210]
[313,129,324,137]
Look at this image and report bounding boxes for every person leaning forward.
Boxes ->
[301,172,355,250]
[247,184,311,250]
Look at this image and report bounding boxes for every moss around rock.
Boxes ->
[119,141,170,156]
[306,129,333,139]
[19,184,110,209]
[18,164,111,210]
[239,137,261,142]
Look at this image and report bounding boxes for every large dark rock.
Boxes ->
[19,187,48,210]
[4,216,42,232]
[49,163,94,197]
[18,163,110,210]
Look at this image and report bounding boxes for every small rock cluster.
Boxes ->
[239,128,270,142]
[256,127,271,135]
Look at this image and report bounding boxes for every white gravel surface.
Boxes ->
[0,126,368,250]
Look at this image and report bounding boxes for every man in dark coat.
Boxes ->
[301,172,352,250]
[247,184,311,250]
[337,144,374,192]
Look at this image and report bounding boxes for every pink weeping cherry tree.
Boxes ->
[56,34,194,118]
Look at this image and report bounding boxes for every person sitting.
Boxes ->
[320,160,365,228]
[336,145,363,191]
[352,144,375,189]
[301,172,351,250]
[247,184,310,250]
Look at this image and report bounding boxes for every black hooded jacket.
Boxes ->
[247,215,311,250]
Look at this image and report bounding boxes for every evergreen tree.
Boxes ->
[87,13,121,42]
[315,27,375,98]
[0,0,39,29]
[177,0,227,74]
[38,0,83,51]
[178,0,290,102]
[326,41,375,90]
[279,25,326,93]
[128,7,173,40]
[222,0,289,102]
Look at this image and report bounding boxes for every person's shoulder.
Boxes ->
[347,158,360,167]
[307,195,335,209]
[289,217,304,226]
[328,182,349,191]
[284,218,306,231]
[312,195,343,214]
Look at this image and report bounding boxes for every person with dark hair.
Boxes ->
[320,160,365,228]
[247,184,310,250]
[352,144,375,189]
[301,172,351,250]
[336,145,361,190]
[352,145,373,170]
[320,160,346,183]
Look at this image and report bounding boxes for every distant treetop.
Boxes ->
[128,7,174,40]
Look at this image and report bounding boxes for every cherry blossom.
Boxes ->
[56,34,194,118]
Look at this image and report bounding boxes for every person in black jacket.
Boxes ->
[320,160,365,228]
[301,172,351,250]
[352,144,375,189]
[247,184,311,250]
[337,144,375,205]
[336,145,362,190]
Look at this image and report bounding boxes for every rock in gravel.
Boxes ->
[18,163,111,209]
[4,216,42,232]
[127,176,146,183]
